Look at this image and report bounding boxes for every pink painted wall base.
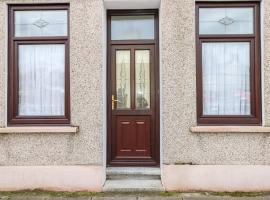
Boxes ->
[0,166,103,192]
[162,165,270,192]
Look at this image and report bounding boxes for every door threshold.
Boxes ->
[106,167,161,174]
[108,159,159,167]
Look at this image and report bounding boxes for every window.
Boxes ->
[111,15,155,40]
[8,4,70,125]
[196,2,261,125]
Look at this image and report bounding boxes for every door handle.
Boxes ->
[112,95,121,110]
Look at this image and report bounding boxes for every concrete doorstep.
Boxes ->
[103,167,164,192]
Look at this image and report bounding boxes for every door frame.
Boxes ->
[106,9,160,166]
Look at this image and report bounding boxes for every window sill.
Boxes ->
[190,126,270,133]
[0,126,78,134]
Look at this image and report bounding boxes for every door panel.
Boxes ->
[117,117,133,154]
[116,116,151,158]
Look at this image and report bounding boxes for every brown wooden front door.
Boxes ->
[107,10,159,166]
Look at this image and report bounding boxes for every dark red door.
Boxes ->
[108,44,159,166]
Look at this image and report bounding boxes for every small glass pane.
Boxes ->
[111,15,154,40]
[202,42,251,115]
[15,10,68,37]
[18,44,65,116]
[199,8,253,34]
[116,50,131,109]
[136,50,150,109]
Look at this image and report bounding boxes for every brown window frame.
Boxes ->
[196,2,261,125]
[8,4,70,125]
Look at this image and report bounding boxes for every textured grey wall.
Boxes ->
[0,0,270,166]
[161,0,270,165]
[0,0,104,165]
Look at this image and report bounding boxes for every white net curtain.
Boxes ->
[18,44,65,116]
[202,42,251,115]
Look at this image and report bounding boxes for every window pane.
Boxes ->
[199,8,253,34]
[111,15,154,40]
[116,50,131,109]
[15,10,68,37]
[18,44,65,116]
[136,50,150,109]
[202,42,251,115]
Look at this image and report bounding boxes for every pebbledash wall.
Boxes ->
[0,0,270,192]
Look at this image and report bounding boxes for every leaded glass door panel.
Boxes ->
[109,45,157,166]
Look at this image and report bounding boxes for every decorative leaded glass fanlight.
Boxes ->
[15,10,68,37]
[33,18,49,28]
[199,7,254,34]
[218,16,235,26]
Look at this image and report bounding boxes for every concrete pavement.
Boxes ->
[1,192,270,200]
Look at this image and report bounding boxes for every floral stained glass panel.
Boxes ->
[116,50,131,109]
[135,50,150,109]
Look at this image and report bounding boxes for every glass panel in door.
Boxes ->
[116,50,131,109]
[135,50,150,109]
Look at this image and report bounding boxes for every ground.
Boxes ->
[1,191,270,200]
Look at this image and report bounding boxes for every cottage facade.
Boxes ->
[0,0,270,192]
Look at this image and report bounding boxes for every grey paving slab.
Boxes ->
[92,197,136,200]
[3,196,65,200]
[0,196,92,200]
[0,196,10,200]
[182,197,270,200]
[139,197,182,200]
[64,197,92,200]
[4,196,48,200]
